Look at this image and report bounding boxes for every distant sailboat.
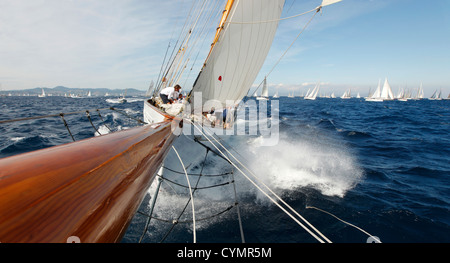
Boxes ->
[341,89,351,99]
[380,78,395,101]
[366,78,394,101]
[273,85,279,98]
[38,88,46,98]
[416,83,424,100]
[304,82,320,100]
[145,80,154,97]
[288,88,294,98]
[118,89,127,103]
[366,79,382,101]
[256,77,269,100]
[429,89,442,100]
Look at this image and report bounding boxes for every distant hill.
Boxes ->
[1,86,146,97]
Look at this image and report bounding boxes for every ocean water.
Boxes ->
[0,96,449,243]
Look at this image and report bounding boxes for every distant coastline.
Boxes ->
[0,86,145,97]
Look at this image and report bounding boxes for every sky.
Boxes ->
[0,0,449,97]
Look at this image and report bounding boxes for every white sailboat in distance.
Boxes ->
[38,88,46,98]
[366,78,394,101]
[304,82,320,100]
[256,77,269,100]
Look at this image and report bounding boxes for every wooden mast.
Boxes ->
[0,118,181,243]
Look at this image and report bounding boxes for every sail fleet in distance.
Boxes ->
[253,78,449,101]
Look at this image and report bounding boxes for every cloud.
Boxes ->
[0,0,177,90]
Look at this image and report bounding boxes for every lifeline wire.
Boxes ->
[306,206,382,243]
[172,145,196,243]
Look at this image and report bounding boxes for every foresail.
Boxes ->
[321,0,343,7]
[190,0,285,110]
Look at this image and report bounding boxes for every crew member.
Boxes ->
[160,85,181,104]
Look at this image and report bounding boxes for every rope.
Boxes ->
[0,107,111,124]
[226,6,318,24]
[162,166,232,177]
[306,206,382,243]
[187,119,330,243]
[171,145,196,243]
[138,205,235,224]
[85,110,101,136]
[139,171,164,243]
[231,168,246,243]
[160,176,233,190]
[59,113,75,142]
[159,148,209,243]
[96,109,112,132]
[200,124,332,243]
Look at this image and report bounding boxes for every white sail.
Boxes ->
[380,78,394,100]
[261,78,269,97]
[305,82,320,100]
[321,0,343,7]
[341,88,351,99]
[366,78,391,102]
[256,77,269,100]
[38,88,46,98]
[190,0,285,111]
[273,85,279,98]
[430,89,443,100]
[372,79,381,98]
[418,83,424,99]
[146,80,154,97]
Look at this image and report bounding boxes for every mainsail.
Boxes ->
[190,0,285,110]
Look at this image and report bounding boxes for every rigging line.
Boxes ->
[160,0,209,89]
[154,0,187,94]
[163,165,232,177]
[95,109,112,132]
[182,1,224,89]
[231,168,246,243]
[177,0,221,88]
[85,110,101,136]
[306,206,382,243]
[172,145,196,243]
[0,107,111,124]
[201,123,332,243]
[187,120,327,243]
[162,175,233,190]
[59,113,75,142]
[169,0,213,87]
[226,5,318,24]
[251,8,319,96]
[138,205,235,224]
[139,168,164,243]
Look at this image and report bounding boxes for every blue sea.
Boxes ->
[0,95,449,243]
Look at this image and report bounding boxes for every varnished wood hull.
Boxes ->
[0,118,181,243]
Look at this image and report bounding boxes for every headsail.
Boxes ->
[321,0,343,7]
[190,0,285,110]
